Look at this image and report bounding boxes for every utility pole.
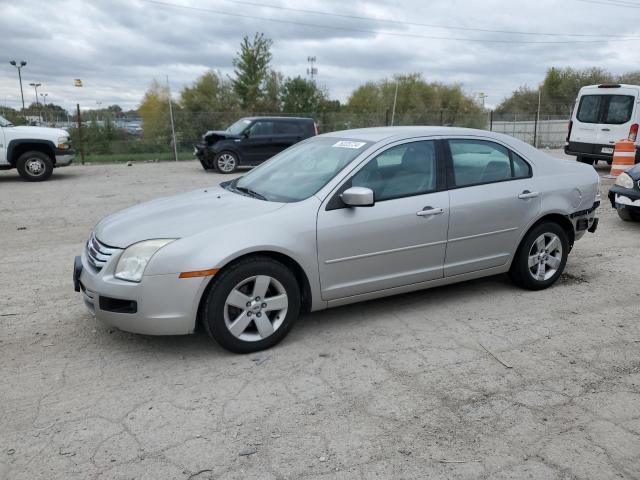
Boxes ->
[477,92,488,110]
[534,88,542,148]
[9,60,27,113]
[76,104,85,165]
[166,76,178,162]
[40,93,48,123]
[29,82,42,123]
[306,56,318,82]
[390,82,399,126]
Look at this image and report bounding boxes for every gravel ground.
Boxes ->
[1,154,639,480]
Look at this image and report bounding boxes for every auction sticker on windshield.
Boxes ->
[332,141,366,149]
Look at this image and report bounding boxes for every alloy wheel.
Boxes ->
[223,275,288,342]
[528,233,563,281]
[217,153,237,173]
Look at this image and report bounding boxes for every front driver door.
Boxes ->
[317,139,449,301]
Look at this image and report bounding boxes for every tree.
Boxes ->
[256,70,283,112]
[494,86,539,116]
[231,33,273,110]
[138,79,176,146]
[281,76,327,113]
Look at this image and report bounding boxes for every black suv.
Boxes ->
[194,116,317,173]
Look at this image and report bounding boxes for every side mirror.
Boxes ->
[242,130,250,138]
[341,187,374,207]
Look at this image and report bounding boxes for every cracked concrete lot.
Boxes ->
[1,157,639,480]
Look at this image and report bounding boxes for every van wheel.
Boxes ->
[577,156,594,166]
[509,222,569,290]
[17,151,54,181]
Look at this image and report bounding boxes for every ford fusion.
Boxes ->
[75,127,600,353]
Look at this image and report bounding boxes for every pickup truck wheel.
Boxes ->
[16,151,54,181]
[203,257,300,353]
[509,222,569,290]
[215,151,238,173]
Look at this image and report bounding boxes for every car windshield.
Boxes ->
[226,118,252,135]
[226,137,371,203]
[0,115,13,127]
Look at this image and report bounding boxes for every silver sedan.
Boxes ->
[74,127,600,353]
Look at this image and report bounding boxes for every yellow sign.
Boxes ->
[74,79,83,87]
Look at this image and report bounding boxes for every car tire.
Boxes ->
[202,256,301,353]
[214,151,239,173]
[509,222,569,291]
[16,151,54,181]
[577,156,594,166]
[617,207,640,222]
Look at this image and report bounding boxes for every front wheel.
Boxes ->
[214,151,239,173]
[617,207,640,222]
[203,257,300,353]
[16,151,54,181]
[509,222,569,290]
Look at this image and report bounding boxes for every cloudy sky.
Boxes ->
[1,0,639,112]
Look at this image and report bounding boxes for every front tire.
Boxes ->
[617,207,640,222]
[16,151,54,181]
[203,257,300,353]
[509,222,569,290]
[214,151,239,173]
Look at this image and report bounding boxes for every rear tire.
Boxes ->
[509,222,569,290]
[577,156,594,166]
[16,151,53,181]
[203,257,300,353]
[617,207,640,222]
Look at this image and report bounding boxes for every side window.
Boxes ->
[449,139,530,187]
[249,121,274,136]
[604,95,634,124]
[576,95,602,123]
[351,141,437,201]
[275,122,301,134]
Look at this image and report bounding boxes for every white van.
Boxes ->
[565,84,640,166]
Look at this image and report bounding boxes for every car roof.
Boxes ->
[320,126,505,143]
[243,116,314,122]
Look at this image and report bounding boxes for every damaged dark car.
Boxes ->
[194,116,317,173]
[609,163,640,221]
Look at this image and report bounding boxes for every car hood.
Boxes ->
[625,163,640,180]
[94,185,284,248]
[7,125,69,139]
[203,130,241,143]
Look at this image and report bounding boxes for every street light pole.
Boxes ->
[9,60,27,112]
[29,82,42,123]
[40,93,48,123]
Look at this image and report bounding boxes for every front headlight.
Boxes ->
[615,172,634,189]
[114,239,175,282]
[57,136,70,149]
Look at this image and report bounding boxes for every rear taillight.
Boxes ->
[629,123,638,141]
[566,120,573,142]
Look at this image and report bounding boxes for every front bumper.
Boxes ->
[55,148,75,167]
[608,185,640,212]
[194,144,215,169]
[74,248,208,335]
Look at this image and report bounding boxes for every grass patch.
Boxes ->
[82,150,194,163]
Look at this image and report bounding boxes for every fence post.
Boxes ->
[76,103,85,165]
[533,110,539,148]
[489,110,493,131]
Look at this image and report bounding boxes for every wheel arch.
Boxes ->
[194,250,313,332]
[8,139,56,166]
[213,144,243,163]
[512,213,575,267]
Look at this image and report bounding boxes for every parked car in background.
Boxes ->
[0,115,74,181]
[609,163,640,221]
[194,116,317,173]
[75,127,599,353]
[565,84,640,166]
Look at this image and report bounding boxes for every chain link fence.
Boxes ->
[62,109,570,163]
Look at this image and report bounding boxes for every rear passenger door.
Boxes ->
[273,121,304,154]
[444,138,540,277]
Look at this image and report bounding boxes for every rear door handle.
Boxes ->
[518,190,539,200]
[601,128,610,131]
[417,206,444,217]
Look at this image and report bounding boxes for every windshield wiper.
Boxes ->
[235,186,267,201]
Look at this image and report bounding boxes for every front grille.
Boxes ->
[86,234,120,271]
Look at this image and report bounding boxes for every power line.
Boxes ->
[213,0,640,38]
[577,0,640,7]
[139,0,640,44]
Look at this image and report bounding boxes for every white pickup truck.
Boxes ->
[0,114,75,181]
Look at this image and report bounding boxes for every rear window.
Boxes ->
[576,94,634,124]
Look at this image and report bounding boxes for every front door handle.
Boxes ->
[518,190,539,200]
[601,128,610,132]
[417,206,444,217]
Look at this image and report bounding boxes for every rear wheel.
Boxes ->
[510,222,569,290]
[214,151,239,173]
[203,257,300,353]
[577,156,594,166]
[16,151,53,181]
